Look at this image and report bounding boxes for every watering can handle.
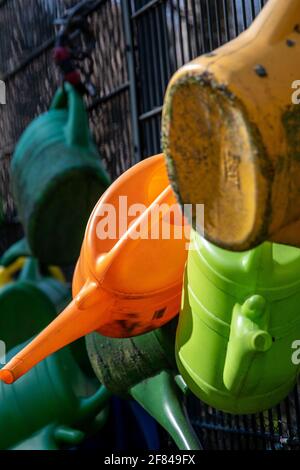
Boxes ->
[78,384,111,418]
[50,82,90,148]
[223,295,272,395]
[0,238,31,267]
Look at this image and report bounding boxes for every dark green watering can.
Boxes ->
[11,83,110,265]
[0,255,70,351]
[0,340,111,450]
[11,408,110,450]
[86,318,202,450]
[176,229,300,414]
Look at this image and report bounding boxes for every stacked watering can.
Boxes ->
[3,0,300,451]
[162,0,300,414]
[0,152,201,449]
[0,251,110,450]
[176,231,300,414]
[3,153,300,437]
[11,82,110,265]
[0,82,111,449]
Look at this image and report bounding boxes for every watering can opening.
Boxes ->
[0,154,190,384]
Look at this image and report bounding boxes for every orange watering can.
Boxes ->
[0,154,189,384]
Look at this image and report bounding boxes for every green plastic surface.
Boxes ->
[86,319,202,450]
[176,229,300,414]
[11,83,110,265]
[0,340,110,450]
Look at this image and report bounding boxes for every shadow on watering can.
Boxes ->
[11,82,110,265]
[0,154,190,383]
[0,339,111,450]
[176,229,300,414]
[86,318,202,450]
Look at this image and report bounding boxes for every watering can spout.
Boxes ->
[0,284,113,384]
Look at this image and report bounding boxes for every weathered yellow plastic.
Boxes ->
[162,0,300,251]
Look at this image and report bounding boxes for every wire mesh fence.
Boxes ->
[0,0,300,450]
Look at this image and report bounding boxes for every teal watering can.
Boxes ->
[0,255,69,351]
[11,408,110,450]
[176,229,300,414]
[11,83,110,265]
[0,340,111,450]
[86,318,202,450]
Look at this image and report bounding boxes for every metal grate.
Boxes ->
[1,0,300,450]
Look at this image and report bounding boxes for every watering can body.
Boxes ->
[0,154,189,384]
[72,152,189,338]
[0,340,110,450]
[162,0,300,251]
[11,83,110,265]
[176,229,300,414]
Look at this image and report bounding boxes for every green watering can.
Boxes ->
[11,83,110,265]
[176,229,300,414]
[11,408,110,450]
[0,255,69,351]
[86,318,202,450]
[0,340,111,450]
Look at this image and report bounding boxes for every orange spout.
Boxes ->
[0,289,113,383]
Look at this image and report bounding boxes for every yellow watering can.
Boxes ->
[162,0,300,251]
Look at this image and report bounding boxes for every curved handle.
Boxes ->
[78,385,111,419]
[50,82,90,148]
[223,295,272,395]
[0,238,31,267]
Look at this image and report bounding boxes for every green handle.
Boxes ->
[78,385,111,419]
[18,258,42,283]
[223,295,272,395]
[50,83,90,148]
[0,238,31,267]
[54,425,85,445]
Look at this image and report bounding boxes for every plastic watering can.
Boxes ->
[86,318,201,450]
[162,0,300,252]
[11,406,110,450]
[0,256,69,351]
[0,154,189,384]
[0,239,65,287]
[11,82,110,265]
[0,339,111,450]
[176,229,300,414]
